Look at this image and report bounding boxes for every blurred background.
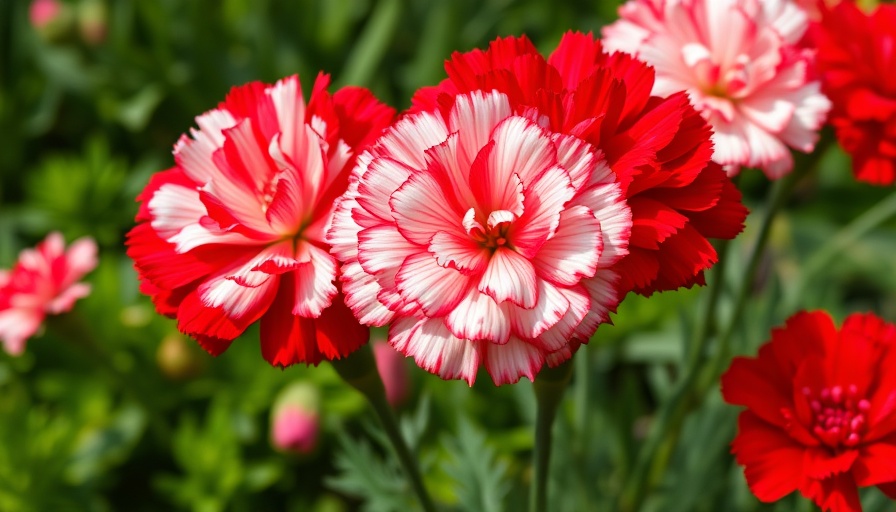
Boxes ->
[1,1,895,511]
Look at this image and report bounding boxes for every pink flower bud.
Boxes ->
[270,382,320,454]
[29,0,61,29]
[374,341,410,407]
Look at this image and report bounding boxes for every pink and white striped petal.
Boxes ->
[391,170,465,246]
[482,337,544,385]
[390,316,481,385]
[448,90,513,170]
[447,288,512,344]
[395,252,471,317]
[478,247,538,308]
[532,205,602,286]
[290,242,339,317]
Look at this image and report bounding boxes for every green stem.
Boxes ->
[620,166,810,512]
[331,345,437,512]
[336,0,402,87]
[529,359,574,512]
[790,188,896,306]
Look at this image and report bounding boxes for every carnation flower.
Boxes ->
[0,232,97,355]
[127,74,394,367]
[722,311,896,511]
[329,33,746,385]
[812,1,896,185]
[602,0,831,178]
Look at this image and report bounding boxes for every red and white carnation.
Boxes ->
[0,232,97,355]
[127,74,394,366]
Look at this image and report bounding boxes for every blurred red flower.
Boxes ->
[0,232,97,355]
[813,2,896,185]
[722,310,896,511]
[127,74,393,366]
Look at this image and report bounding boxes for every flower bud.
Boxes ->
[373,340,409,407]
[77,0,106,45]
[29,0,72,42]
[270,382,320,455]
[155,334,204,380]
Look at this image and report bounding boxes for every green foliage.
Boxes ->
[2,0,896,511]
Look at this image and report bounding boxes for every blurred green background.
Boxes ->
[1,1,895,511]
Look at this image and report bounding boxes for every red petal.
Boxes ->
[798,472,862,512]
[852,441,896,486]
[732,411,805,503]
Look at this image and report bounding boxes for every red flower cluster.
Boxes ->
[813,2,896,185]
[412,33,747,298]
[127,74,393,366]
[722,311,896,511]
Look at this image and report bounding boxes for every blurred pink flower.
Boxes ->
[603,0,831,178]
[271,382,320,454]
[29,0,61,29]
[0,232,98,355]
[374,340,410,406]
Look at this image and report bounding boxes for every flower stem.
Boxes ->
[789,187,896,307]
[529,358,574,512]
[620,166,810,512]
[331,345,437,512]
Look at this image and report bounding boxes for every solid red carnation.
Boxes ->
[722,310,896,511]
[411,32,747,298]
[127,74,394,366]
[812,2,896,185]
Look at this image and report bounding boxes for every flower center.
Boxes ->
[464,209,516,252]
[802,384,870,448]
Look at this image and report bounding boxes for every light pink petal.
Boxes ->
[482,337,544,385]
[396,252,472,317]
[0,308,43,355]
[62,237,98,286]
[327,196,362,263]
[532,205,602,286]
[390,316,481,385]
[391,170,464,246]
[446,288,511,344]
[478,247,538,308]
[46,283,91,314]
